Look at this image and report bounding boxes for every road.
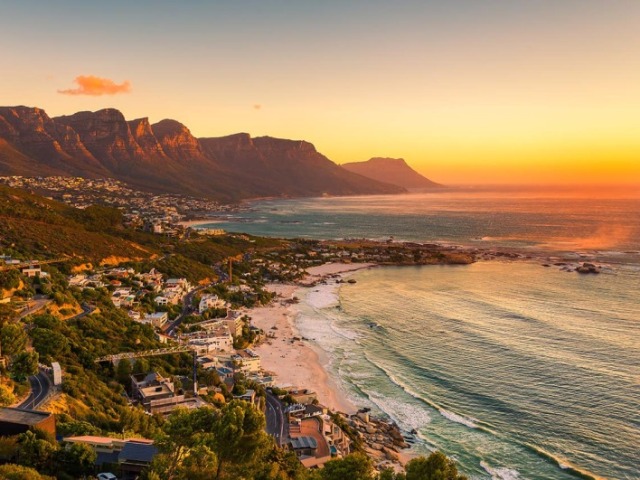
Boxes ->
[18,370,51,410]
[165,286,205,336]
[265,391,288,447]
[18,298,51,319]
[17,304,93,410]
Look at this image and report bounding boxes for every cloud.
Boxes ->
[58,75,131,96]
[253,104,262,110]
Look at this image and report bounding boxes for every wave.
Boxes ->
[524,444,603,480]
[480,461,521,480]
[362,353,482,429]
[437,407,478,429]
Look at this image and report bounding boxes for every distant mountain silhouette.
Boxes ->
[0,106,404,201]
[342,157,441,189]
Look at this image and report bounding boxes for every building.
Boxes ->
[21,266,48,278]
[0,407,56,437]
[198,294,226,314]
[130,372,201,415]
[232,349,261,373]
[289,417,331,468]
[182,327,233,355]
[141,312,169,328]
[51,362,62,386]
[63,436,158,480]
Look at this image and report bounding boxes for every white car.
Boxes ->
[97,474,117,480]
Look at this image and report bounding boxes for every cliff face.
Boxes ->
[0,106,406,200]
[342,157,441,189]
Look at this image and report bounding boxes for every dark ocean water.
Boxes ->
[204,188,640,479]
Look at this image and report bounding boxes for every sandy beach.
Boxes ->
[247,263,375,414]
[178,219,221,228]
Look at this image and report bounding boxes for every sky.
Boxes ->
[2,0,639,186]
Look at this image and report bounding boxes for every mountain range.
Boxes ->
[0,106,437,201]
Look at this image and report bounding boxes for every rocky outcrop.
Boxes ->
[0,105,408,201]
[55,109,147,173]
[151,119,207,163]
[342,157,441,189]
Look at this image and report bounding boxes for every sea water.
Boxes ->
[205,188,640,479]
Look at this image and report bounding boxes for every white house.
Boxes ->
[198,294,226,314]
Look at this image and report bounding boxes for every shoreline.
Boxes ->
[247,261,418,467]
[248,263,376,415]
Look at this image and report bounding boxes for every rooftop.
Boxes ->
[0,407,51,426]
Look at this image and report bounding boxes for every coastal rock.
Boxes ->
[576,262,600,274]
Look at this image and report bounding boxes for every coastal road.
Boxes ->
[265,391,288,447]
[166,286,205,336]
[18,370,52,410]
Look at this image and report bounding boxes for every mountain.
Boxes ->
[0,106,405,201]
[342,157,441,189]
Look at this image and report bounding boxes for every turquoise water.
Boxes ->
[206,189,640,479]
[294,263,639,479]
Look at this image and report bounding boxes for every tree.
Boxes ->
[404,451,468,480]
[10,352,39,382]
[211,401,272,478]
[14,430,57,474]
[116,358,133,386]
[0,463,54,480]
[1,323,28,357]
[55,442,96,477]
[0,383,17,406]
[147,402,273,480]
[320,453,374,480]
[30,328,68,360]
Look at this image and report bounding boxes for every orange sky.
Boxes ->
[1,1,639,186]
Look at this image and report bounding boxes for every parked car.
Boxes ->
[97,474,117,480]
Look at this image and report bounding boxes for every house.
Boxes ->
[21,266,47,278]
[182,327,233,355]
[289,417,332,468]
[289,389,318,405]
[63,436,158,480]
[232,349,261,373]
[0,407,56,437]
[154,295,169,306]
[222,310,244,337]
[141,312,169,328]
[233,389,257,405]
[198,294,226,314]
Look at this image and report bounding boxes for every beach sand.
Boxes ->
[247,262,417,467]
[247,263,375,414]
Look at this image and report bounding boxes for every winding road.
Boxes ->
[265,391,288,447]
[18,370,51,410]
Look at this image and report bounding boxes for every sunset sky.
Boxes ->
[2,0,639,186]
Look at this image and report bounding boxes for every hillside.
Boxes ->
[342,157,441,189]
[0,185,284,280]
[0,106,405,201]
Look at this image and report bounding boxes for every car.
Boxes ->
[97,474,117,480]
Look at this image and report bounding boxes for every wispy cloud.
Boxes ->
[58,75,131,96]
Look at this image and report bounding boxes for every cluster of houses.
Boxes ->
[68,267,195,330]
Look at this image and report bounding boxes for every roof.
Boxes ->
[65,435,118,446]
[0,407,51,426]
[119,442,158,464]
[290,436,318,450]
[96,451,119,466]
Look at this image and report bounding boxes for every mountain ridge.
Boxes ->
[342,157,441,189]
[0,106,405,201]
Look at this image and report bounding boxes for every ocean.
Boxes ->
[203,188,640,479]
